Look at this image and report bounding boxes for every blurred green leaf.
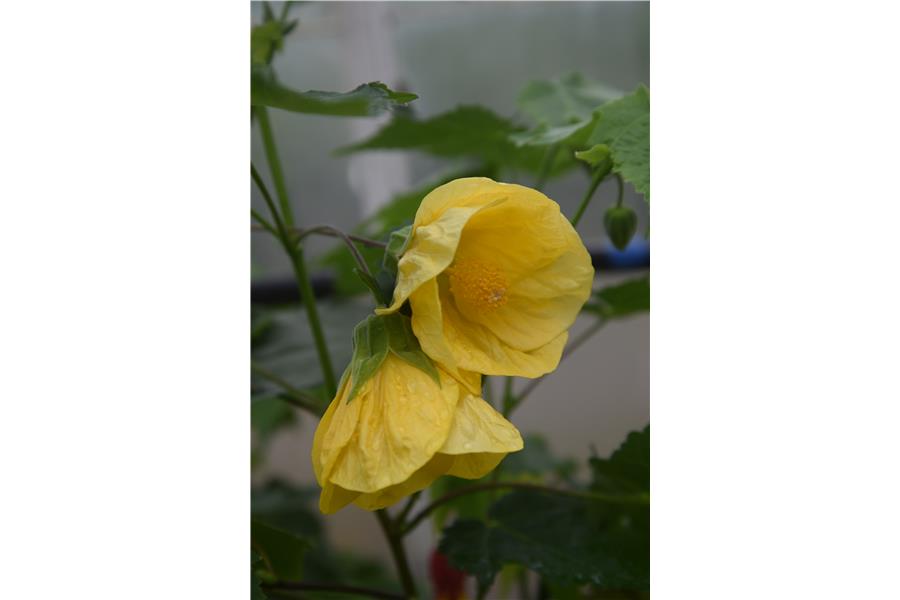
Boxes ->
[586,86,650,200]
[509,119,595,148]
[252,69,417,117]
[252,519,312,580]
[252,480,323,540]
[337,106,550,172]
[439,427,650,592]
[251,395,297,466]
[584,276,650,319]
[590,426,650,494]
[252,550,269,600]
[574,143,611,167]
[502,434,574,480]
[518,73,622,127]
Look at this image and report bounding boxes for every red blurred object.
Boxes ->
[430,549,468,600]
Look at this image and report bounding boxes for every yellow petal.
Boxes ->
[352,454,454,511]
[327,355,459,493]
[439,394,523,479]
[414,177,509,227]
[311,371,361,485]
[319,481,361,515]
[441,394,524,455]
[438,283,571,377]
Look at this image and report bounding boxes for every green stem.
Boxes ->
[252,165,337,397]
[250,360,322,415]
[615,172,625,207]
[286,245,337,396]
[256,106,295,226]
[570,167,606,228]
[375,510,417,599]
[502,377,515,417]
[402,481,648,535]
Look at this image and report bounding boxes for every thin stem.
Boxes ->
[396,491,421,527]
[262,580,404,600]
[570,168,605,228]
[615,172,625,208]
[507,318,607,413]
[250,360,322,416]
[251,223,388,249]
[252,165,338,397]
[285,245,338,396]
[403,481,648,535]
[294,225,373,278]
[251,209,278,236]
[256,106,295,226]
[375,510,417,599]
[535,144,560,192]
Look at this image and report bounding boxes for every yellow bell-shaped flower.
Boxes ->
[377,177,594,383]
[311,315,523,514]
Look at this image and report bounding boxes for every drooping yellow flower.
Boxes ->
[312,355,523,514]
[377,177,594,383]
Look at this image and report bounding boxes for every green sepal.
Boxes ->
[382,224,412,277]
[345,312,440,404]
[603,205,638,251]
[574,143,611,167]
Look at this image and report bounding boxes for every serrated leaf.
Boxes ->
[590,426,650,494]
[439,428,650,591]
[585,276,650,319]
[251,68,417,117]
[586,86,650,200]
[518,73,622,126]
[251,519,312,581]
[337,106,550,172]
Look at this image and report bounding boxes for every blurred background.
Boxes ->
[251,0,649,594]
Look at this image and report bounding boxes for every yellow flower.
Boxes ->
[312,355,523,514]
[377,177,594,383]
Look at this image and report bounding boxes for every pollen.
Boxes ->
[447,258,509,311]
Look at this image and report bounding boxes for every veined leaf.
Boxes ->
[518,73,622,126]
[587,86,650,200]
[251,68,417,117]
[337,106,551,172]
[438,426,650,591]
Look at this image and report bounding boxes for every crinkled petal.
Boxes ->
[444,452,508,479]
[352,454,454,511]
[439,394,523,479]
[312,371,361,485]
[328,356,458,493]
[414,177,509,227]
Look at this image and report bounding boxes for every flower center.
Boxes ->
[447,258,509,311]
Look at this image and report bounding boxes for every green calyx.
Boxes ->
[604,205,638,251]
[344,312,440,404]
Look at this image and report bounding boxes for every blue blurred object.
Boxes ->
[602,235,650,269]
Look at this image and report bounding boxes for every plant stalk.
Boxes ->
[375,510,417,599]
[570,166,607,228]
[256,106,295,226]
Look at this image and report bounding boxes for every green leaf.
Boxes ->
[251,519,312,581]
[251,550,269,600]
[252,480,323,540]
[585,276,650,319]
[251,68,417,117]
[251,395,297,467]
[509,120,595,148]
[337,106,549,172]
[518,73,623,127]
[439,427,650,591]
[586,86,650,200]
[590,426,650,494]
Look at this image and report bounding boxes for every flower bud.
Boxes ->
[604,205,638,251]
